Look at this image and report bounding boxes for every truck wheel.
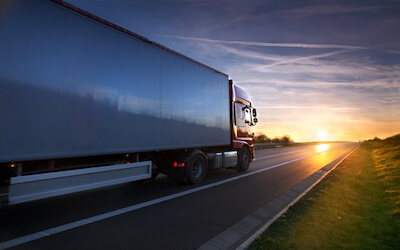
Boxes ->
[186,152,207,185]
[238,148,250,172]
[151,168,160,180]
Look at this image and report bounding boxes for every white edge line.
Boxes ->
[237,144,360,250]
[0,144,354,250]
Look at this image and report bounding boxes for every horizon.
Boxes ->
[64,0,400,142]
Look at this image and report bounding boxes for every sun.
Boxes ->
[317,130,329,141]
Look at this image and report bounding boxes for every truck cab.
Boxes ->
[231,82,258,168]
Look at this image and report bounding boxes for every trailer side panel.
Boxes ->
[0,0,230,163]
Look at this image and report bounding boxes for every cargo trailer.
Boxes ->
[0,0,258,205]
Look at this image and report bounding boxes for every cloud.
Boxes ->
[163,35,375,71]
[287,4,387,16]
[164,35,366,50]
[257,106,359,111]
[218,43,400,87]
[250,49,366,70]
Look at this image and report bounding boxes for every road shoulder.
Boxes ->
[198,144,359,250]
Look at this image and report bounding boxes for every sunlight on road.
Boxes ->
[316,144,329,153]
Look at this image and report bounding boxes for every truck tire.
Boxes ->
[238,148,250,172]
[186,151,207,185]
[151,168,160,180]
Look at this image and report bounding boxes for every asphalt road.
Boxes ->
[0,142,357,249]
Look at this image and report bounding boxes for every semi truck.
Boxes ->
[0,0,258,205]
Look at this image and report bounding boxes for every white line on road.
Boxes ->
[0,144,352,250]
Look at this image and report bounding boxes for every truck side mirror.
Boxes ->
[251,108,258,126]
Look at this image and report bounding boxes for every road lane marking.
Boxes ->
[255,148,309,160]
[0,143,355,249]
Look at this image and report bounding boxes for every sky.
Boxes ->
[65,0,400,142]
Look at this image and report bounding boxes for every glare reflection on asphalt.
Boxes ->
[316,144,329,153]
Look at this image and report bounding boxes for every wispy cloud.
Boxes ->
[287,4,386,16]
[258,106,360,111]
[214,43,400,84]
[164,35,366,50]
[251,49,365,70]
[164,35,371,70]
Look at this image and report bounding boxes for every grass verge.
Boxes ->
[249,135,400,249]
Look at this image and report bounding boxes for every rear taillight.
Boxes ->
[173,162,185,167]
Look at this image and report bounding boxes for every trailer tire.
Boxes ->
[151,168,160,180]
[238,148,250,172]
[186,151,207,185]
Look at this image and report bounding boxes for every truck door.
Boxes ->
[235,103,254,140]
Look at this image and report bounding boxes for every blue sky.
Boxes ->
[66,0,400,141]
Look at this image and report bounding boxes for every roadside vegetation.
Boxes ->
[255,134,294,144]
[249,134,400,249]
[254,134,296,150]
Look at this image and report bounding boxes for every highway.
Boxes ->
[0,142,358,249]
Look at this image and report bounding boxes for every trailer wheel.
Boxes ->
[186,152,207,185]
[151,168,160,180]
[238,148,250,172]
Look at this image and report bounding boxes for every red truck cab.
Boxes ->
[230,81,258,167]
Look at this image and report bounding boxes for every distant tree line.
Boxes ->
[255,134,294,144]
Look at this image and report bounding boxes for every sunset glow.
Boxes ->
[317,130,329,142]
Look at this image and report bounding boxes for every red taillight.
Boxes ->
[173,162,185,167]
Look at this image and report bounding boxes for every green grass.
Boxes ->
[249,135,400,249]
